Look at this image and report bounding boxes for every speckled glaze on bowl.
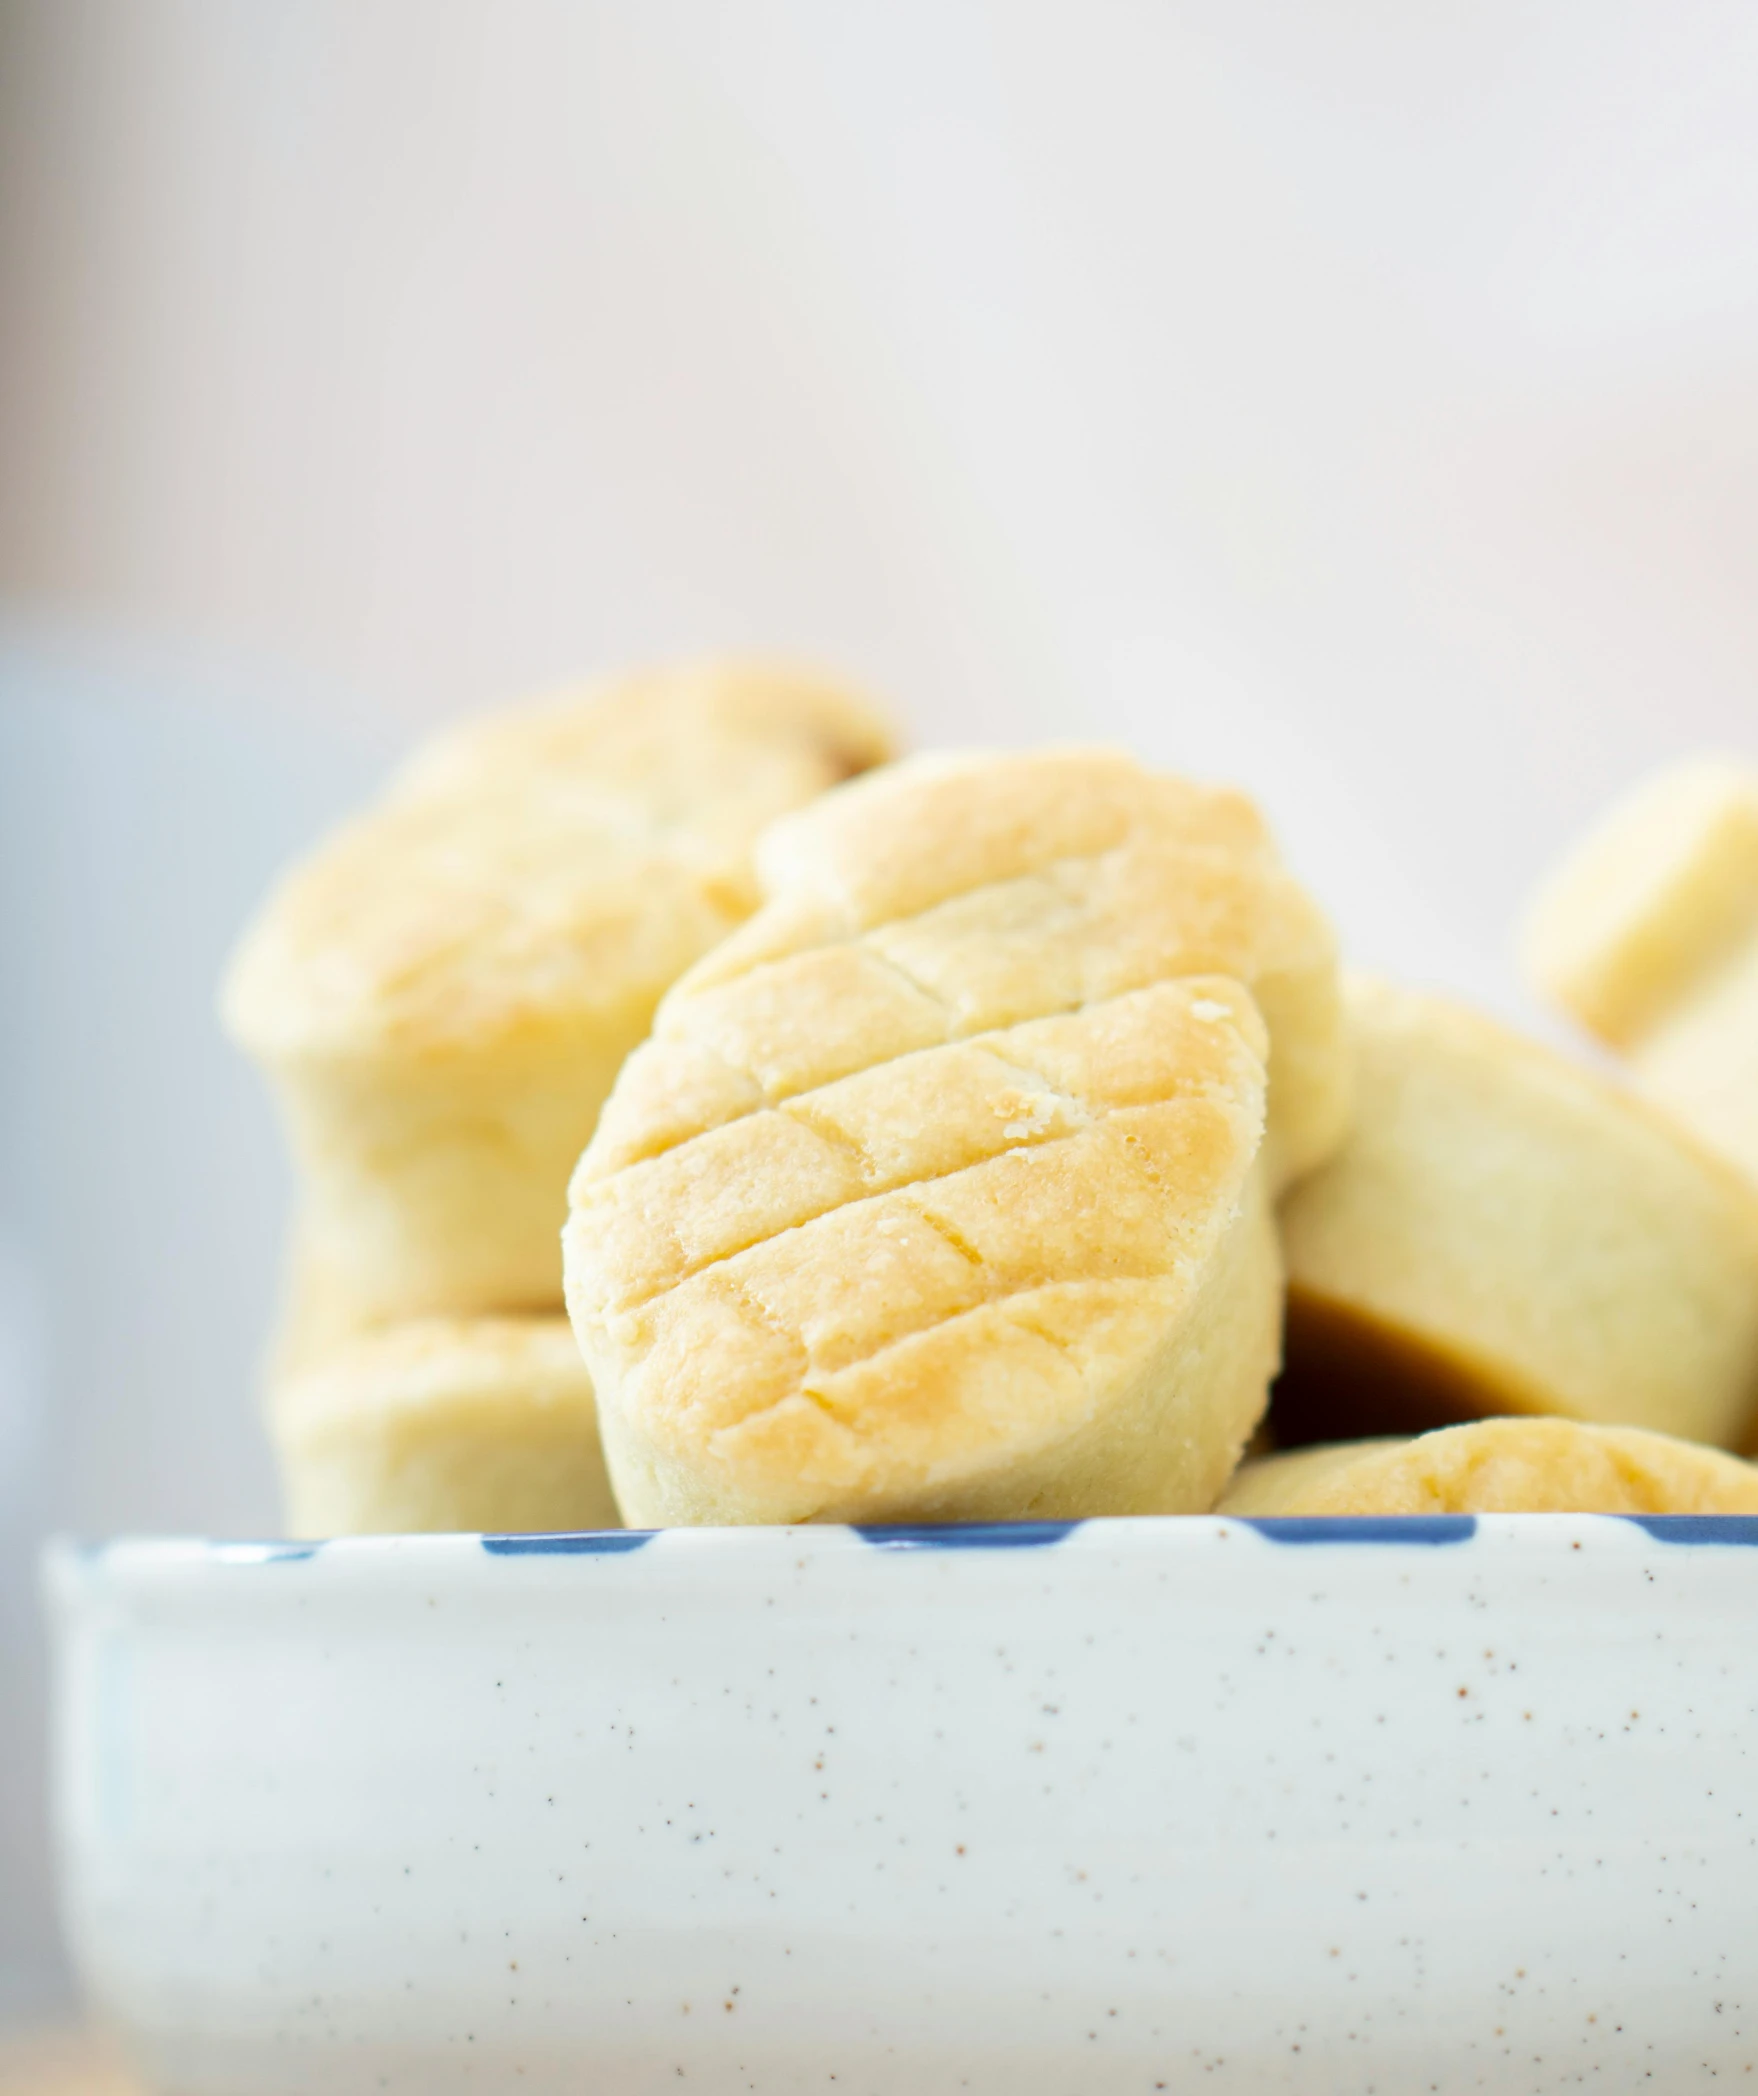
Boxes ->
[44,1516,1758,2094]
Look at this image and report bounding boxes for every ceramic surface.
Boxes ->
[43,1516,1758,2093]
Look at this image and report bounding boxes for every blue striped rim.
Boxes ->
[1241,1516,1478,1546]
[1621,1515,1758,1546]
[481,1530,655,1555]
[855,1521,1081,1549]
[90,1513,1758,1561]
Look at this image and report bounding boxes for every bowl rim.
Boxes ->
[41,1508,1758,1582]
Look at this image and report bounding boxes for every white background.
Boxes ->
[3,0,1758,2020]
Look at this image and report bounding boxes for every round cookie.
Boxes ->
[272,1316,619,1537]
[1523,755,1758,1185]
[564,748,1350,1527]
[223,662,898,1324]
[1274,976,1758,1451]
[1219,1418,1758,1516]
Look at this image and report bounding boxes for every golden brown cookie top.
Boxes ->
[1219,1417,1758,1516]
[222,661,899,1062]
[581,747,1348,1185]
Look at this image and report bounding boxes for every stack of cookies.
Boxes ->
[225,689,1758,1532]
[224,661,897,1534]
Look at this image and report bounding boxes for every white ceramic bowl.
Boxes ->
[45,1514,1758,2093]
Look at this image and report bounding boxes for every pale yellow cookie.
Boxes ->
[272,1316,619,1537]
[223,662,897,1323]
[564,748,1350,1527]
[1275,976,1758,1451]
[1219,1417,1758,1515]
[1523,756,1758,1184]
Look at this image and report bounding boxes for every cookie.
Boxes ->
[1274,976,1758,1450]
[272,1316,619,1537]
[1523,756,1758,1183]
[1219,1417,1758,1515]
[223,662,897,1323]
[564,748,1349,1526]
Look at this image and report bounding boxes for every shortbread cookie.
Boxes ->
[1523,756,1758,1183]
[565,749,1350,1526]
[223,663,897,1323]
[273,1316,619,1536]
[1275,976,1758,1450]
[1220,1418,1758,1515]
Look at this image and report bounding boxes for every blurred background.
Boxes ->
[4,0,1758,2028]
